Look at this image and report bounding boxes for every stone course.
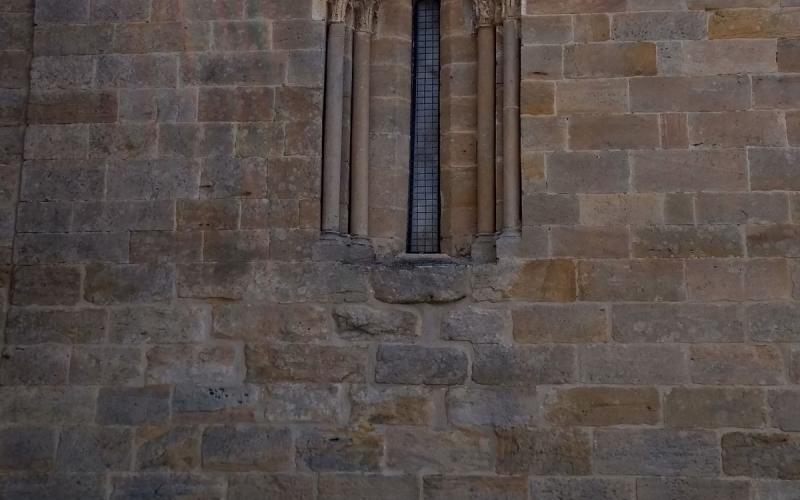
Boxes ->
[1,0,800,498]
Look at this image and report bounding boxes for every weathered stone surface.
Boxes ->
[146,343,242,385]
[350,385,433,426]
[56,427,132,472]
[319,474,416,500]
[376,345,467,385]
[531,478,635,500]
[202,426,292,472]
[612,304,745,343]
[333,304,418,340]
[749,302,800,342]
[228,474,313,500]
[264,383,341,423]
[0,386,96,424]
[246,344,367,383]
[690,344,784,385]
[297,429,383,472]
[513,304,608,343]
[386,428,494,474]
[544,387,659,426]
[135,426,200,471]
[371,263,469,304]
[172,385,260,423]
[11,265,81,305]
[758,480,800,500]
[70,345,143,385]
[447,387,538,427]
[595,429,720,476]
[473,345,575,385]
[84,263,175,304]
[666,387,766,429]
[110,304,211,343]
[769,390,800,432]
[5,307,106,344]
[723,432,800,479]
[423,476,528,500]
[97,385,171,425]
[0,344,70,385]
[580,344,688,384]
[496,428,591,475]
[505,260,577,302]
[110,474,225,499]
[441,306,510,344]
[214,303,330,342]
[636,478,750,500]
[0,474,106,500]
[578,260,685,302]
[0,426,55,472]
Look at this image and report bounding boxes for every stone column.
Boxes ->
[322,0,349,235]
[350,0,378,239]
[502,0,520,235]
[475,0,496,237]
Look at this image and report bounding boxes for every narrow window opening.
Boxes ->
[407,0,441,254]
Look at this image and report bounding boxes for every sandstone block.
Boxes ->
[423,476,528,500]
[0,426,54,472]
[612,303,745,343]
[472,345,575,385]
[297,429,382,472]
[110,474,225,499]
[442,306,510,344]
[748,225,800,257]
[749,302,800,342]
[689,111,786,148]
[636,478,750,500]
[595,429,719,476]
[172,385,260,423]
[35,0,89,22]
[565,42,657,78]
[135,426,199,471]
[85,263,175,304]
[709,8,800,39]
[375,345,467,385]
[666,387,766,429]
[547,151,629,193]
[690,344,784,385]
[228,474,313,500]
[70,345,143,386]
[513,304,608,343]
[0,386,95,424]
[544,387,659,426]
[349,385,433,426]
[0,473,105,499]
[371,263,469,304]
[264,383,340,424]
[769,390,800,431]
[5,307,106,344]
[215,303,330,342]
[578,259,685,301]
[496,428,591,475]
[687,258,791,301]
[11,265,81,305]
[181,52,286,86]
[333,304,418,341]
[580,344,688,385]
[632,225,744,258]
[556,79,627,115]
[631,149,748,192]
[15,233,129,265]
[749,148,800,191]
[579,194,663,226]
[386,428,494,474]
[0,344,69,385]
[612,11,706,40]
[631,75,750,112]
[97,385,171,425]
[246,344,367,383]
[723,432,800,479]
[146,344,242,385]
[202,426,292,472]
[531,478,634,500]
[550,226,631,258]
[178,262,254,300]
[56,427,132,472]
[569,113,660,150]
[447,387,538,427]
[574,14,611,43]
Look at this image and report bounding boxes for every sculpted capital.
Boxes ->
[328,0,349,23]
[502,0,519,19]
[354,0,380,32]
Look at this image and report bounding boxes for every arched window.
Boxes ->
[408,0,441,254]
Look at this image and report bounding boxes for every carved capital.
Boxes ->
[328,0,349,23]
[502,0,519,19]
[474,0,496,27]
[354,0,379,32]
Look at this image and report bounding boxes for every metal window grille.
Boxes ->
[408,0,441,254]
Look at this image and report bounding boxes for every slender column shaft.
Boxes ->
[350,30,371,238]
[322,21,346,234]
[476,24,496,235]
[502,16,520,233]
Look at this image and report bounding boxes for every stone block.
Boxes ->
[556,79,627,115]
[769,390,800,432]
[689,111,786,148]
[5,307,106,344]
[320,475,416,500]
[146,343,241,385]
[70,346,143,385]
[749,303,800,342]
[659,40,777,76]
[520,116,567,150]
[386,428,494,474]
[159,123,234,158]
[666,387,766,428]
[110,474,225,499]
[779,38,800,72]
[16,201,71,232]
[214,303,329,342]
[246,344,367,383]
[723,432,800,479]
[547,151,629,194]
[636,478,750,500]
[631,75,750,112]
[579,194,662,226]
[520,45,563,81]
[135,426,199,471]
[574,14,611,43]
[531,478,635,500]
[690,344,784,385]
[0,386,96,424]
[0,473,105,499]
[0,426,54,472]
[709,8,800,39]
[612,303,744,343]
[632,149,747,192]
[513,304,608,343]
[748,225,800,257]
[612,11,706,40]
[754,75,800,109]
[521,15,572,44]
[565,42,657,78]
[172,385,260,423]
[632,225,744,258]
[35,0,89,22]
[580,344,688,384]
[0,344,69,385]
[544,387,659,426]
[522,194,579,225]
[15,232,129,265]
[84,263,175,304]
[131,231,203,264]
[526,0,626,13]
[578,259,685,301]
[749,148,800,191]
[375,345,467,385]
[28,91,117,124]
[228,474,313,500]
[110,304,210,344]
[181,52,286,86]
[199,86,274,122]
[371,263,469,304]
[569,114,660,150]
[423,476,528,500]
[97,385,171,425]
[34,24,113,56]
[297,429,382,472]
[442,306,510,344]
[687,258,791,301]
[520,81,554,115]
[202,426,292,472]
[447,387,538,427]
[24,124,88,159]
[472,345,576,385]
[56,427,132,472]
[333,304,418,341]
[264,383,341,423]
[349,385,433,426]
[496,428,591,475]
[211,20,270,51]
[595,429,719,476]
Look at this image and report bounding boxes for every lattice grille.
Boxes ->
[408,0,441,254]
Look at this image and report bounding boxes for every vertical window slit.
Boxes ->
[408,0,440,254]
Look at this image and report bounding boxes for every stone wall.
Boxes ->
[2,0,800,499]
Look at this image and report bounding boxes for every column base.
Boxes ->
[496,230,522,260]
[313,233,375,263]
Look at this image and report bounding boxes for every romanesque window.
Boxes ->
[408,0,441,254]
